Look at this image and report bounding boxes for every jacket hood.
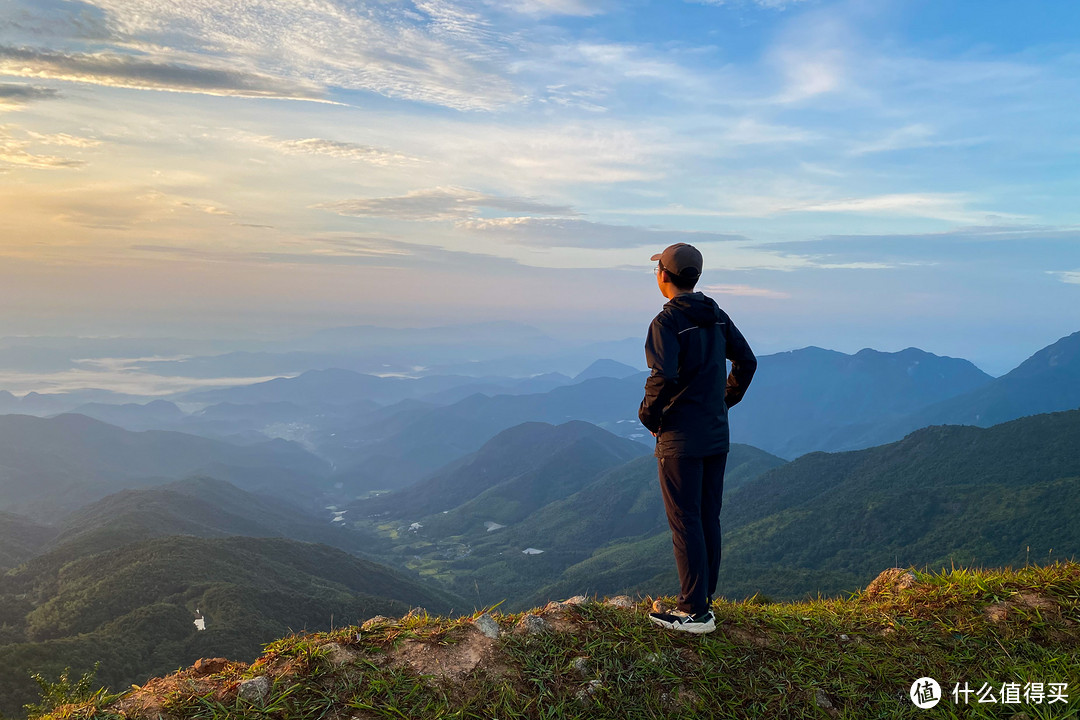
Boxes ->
[667,292,721,326]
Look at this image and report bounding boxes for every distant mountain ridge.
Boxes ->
[0,413,330,517]
[848,330,1080,449]
[730,345,993,458]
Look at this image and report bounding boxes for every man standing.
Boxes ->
[639,243,757,634]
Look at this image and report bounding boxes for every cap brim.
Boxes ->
[650,253,662,261]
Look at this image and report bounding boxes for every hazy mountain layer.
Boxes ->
[0,414,329,517]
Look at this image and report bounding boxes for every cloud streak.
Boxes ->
[0,46,327,100]
[459,216,746,248]
[315,187,578,222]
[257,136,421,166]
[0,82,61,109]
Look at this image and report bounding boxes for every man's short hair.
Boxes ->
[663,266,699,290]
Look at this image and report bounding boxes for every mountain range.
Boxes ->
[0,413,330,517]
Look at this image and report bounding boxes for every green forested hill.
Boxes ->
[355,420,649,528]
[45,476,374,562]
[354,439,785,609]
[0,513,55,572]
[0,536,464,718]
[535,409,1080,606]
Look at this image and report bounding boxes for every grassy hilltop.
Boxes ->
[32,560,1080,720]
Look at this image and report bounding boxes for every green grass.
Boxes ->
[35,560,1080,720]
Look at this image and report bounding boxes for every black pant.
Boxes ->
[657,452,728,616]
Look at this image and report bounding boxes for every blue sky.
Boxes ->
[0,0,1078,374]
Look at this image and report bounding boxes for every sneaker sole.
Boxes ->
[648,614,716,634]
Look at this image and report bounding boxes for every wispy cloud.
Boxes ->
[1047,270,1080,285]
[61,0,518,110]
[702,283,791,299]
[130,234,523,270]
[254,136,421,166]
[688,0,808,8]
[459,216,746,248]
[25,130,101,148]
[0,46,326,100]
[489,0,603,17]
[0,126,86,169]
[0,82,61,109]
[315,187,578,222]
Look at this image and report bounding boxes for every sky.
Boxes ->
[1,0,1079,374]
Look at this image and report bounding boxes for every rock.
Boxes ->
[838,634,850,642]
[191,658,228,676]
[864,568,919,598]
[515,614,552,635]
[238,676,271,704]
[604,595,635,609]
[472,613,501,639]
[571,657,591,678]
[320,642,357,665]
[813,689,840,718]
[562,595,588,606]
[361,615,393,630]
[575,679,603,703]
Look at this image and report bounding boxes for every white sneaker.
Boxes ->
[648,609,716,634]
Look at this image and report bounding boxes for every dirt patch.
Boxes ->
[388,626,500,682]
[110,660,248,719]
[723,625,771,648]
[984,590,1063,624]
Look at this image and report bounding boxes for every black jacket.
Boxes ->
[638,292,757,458]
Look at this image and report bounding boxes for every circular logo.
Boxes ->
[910,677,941,709]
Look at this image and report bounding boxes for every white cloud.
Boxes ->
[1047,270,1080,285]
[70,0,518,110]
[702,283,791,298]
[315,186,578,222]
[459,216,747,248]
[0,46,328,101]
[688,0,808,8]
[255,136,421,166]
[797,193,992,223]
[25,130,102,148]
[488,0,602,17]
[0,127,86,169]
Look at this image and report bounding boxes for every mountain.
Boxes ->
[349,433,785,609]
[64,400,185,431]
[355,421,648,521]
[44,477,375,563]
[323,374,652,493]
[0,535,465,718]
[729,346,993,458]
[0,414,330,517]
[0,512,56,571]
[850,330,1080,449]
[537,409,1080,605]
[573,359,641,382]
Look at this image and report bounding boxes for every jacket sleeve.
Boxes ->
[638,317,681,433]
[723,316,757,408]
